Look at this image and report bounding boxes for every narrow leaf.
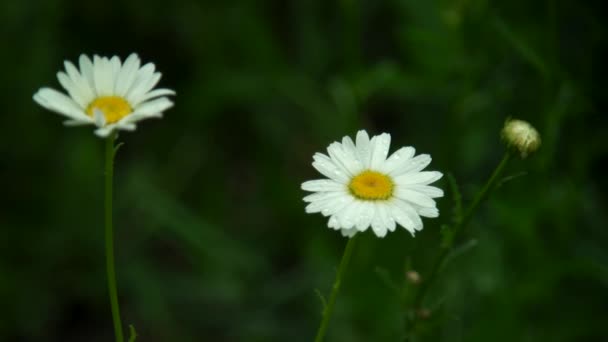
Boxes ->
[443,239,479,270]
[113,142,125,156]
[374,266,403,299]
[128,324,137,342]
[314,289,328,312]
[447,173,462,225]
[497,172,528,188]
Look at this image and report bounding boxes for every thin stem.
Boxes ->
[409,152,512,330]
[105,132,124,342]
[456,152,512,236]
[314,235,359,342]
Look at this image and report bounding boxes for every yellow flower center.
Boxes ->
[86,96,132,124]
[348,170,394,200]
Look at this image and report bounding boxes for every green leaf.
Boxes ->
[113,142,125,156]
[128,324,137,342]
[447,173,462,225]
[440,224,454,248]
[374,266,403,300]
[443,239,479,270]
[497,171,528,189]
[314,288,328,312]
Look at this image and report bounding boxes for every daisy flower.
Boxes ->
[33,53,175,137]
[302,130,443,238]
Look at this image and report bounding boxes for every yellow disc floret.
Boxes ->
[349,170,394,200]
[86,96,132,124]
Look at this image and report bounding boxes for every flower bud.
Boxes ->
[417,308,431,320]
[502,119,541,158]
[406,270,421,285]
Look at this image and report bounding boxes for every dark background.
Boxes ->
[1,0,607,341]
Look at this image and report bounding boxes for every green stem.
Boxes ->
[314,235,359,342]
[409,152,512,328]
[457,152,512,236]
[105,132,124,342]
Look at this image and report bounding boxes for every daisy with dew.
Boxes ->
[34,53,174,137]
[302,130,443,238]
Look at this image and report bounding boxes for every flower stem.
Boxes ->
[314,235,359,342]
[457,152,512,236]
[409,152,512,329]
[105,132,124,342]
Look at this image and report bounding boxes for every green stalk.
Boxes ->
[105,132,124,342]
[408,152,512,332]
[314,235,359,342]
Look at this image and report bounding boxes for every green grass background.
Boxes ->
[1,0,607,341]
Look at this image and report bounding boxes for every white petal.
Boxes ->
[341,228,357,237]
[116,122,137,131]
[93,108,106,127]
[305,193,349,213]
[127,72,161,105]
[355,202,375,232]
[377,203,396,232]
[392,154,432,175]
[115,53,141,97]
[125,63,155,102]
[63,61,95,108]
[394,171,443,186]
[312,153,350,183]
[327,142,362,176]
[131,88,175,107]
[395,188,436,208]
[341,136,359,158]
[338,201,361,229]
[63,119,93,126]
[110,56,121,94]
[381,147,416,175]
[130,97,173,119]
[320,196,354,217]
[303,191,347,203]
[328,215,341,230]
[418,207,439,218]
[340,136,364,173]
[33,88,91,121]
[370,203,387,237]
[78,55,97,97]
[355,130,371,168]
[393,199,423,231]
[304,200,326,214]
[93,55,113,96]
[94,124,117,138]
[64,60,95,105]
[369,133,391,170]
[57,71,87,108]
[406,185,444,198]
[389,202,416,235]
[302,179,345,192]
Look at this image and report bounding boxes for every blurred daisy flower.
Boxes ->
[33,53,174,137]
[302,130,443,238]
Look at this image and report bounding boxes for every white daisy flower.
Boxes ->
[33,53,175,137]
[302,130,444,238]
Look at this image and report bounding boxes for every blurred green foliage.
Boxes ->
[1,0,607,341]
